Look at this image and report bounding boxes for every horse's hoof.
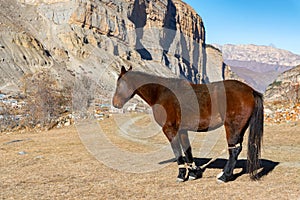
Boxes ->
[216,172,233,183]
[188,167,203,181]
[216,171,224,179]
[188,176,196,181]
[176,167,187,182]
[176,178,185,183]
[217,178,225,184]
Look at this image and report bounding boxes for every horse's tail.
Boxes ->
[247,90,264,180]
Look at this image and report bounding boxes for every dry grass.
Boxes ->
[0,114,300,199]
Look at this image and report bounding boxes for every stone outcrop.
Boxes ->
[265,65,300,103]
[204,44,230,82]
[67,0,207,82]
[0,0,228,95]
[0,31,53,90]
[264,65,300,124]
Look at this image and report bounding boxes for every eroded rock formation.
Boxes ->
[0,0,226,94]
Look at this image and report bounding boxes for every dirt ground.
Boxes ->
[1,113,300,199]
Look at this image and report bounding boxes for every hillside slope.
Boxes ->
[265,65,300,103]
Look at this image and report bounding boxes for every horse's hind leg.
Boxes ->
[217,123,247,183]
[217,143,242,182]
[179,130,203,180]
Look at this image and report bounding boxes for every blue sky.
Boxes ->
[183,0,300,55]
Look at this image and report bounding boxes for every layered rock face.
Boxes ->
[204,45,233,83]
[67,0,208,82]
[264,65,300,124]
[0,32,53,90]
[0,0,226,95]
[265,65,300,102]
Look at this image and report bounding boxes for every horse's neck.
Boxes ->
[133,73,162,106]
[135,84,160,106]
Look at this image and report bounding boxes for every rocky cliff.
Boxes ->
[264,65,300,124]
[0,0,227,96]
[265,65,300,103]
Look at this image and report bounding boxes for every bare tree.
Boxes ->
[73,74,95,118]
[21,69,71,128]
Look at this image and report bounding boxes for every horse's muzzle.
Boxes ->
[113,103,123,109]
[112,96,124,109]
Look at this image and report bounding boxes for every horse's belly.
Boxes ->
[207,113,224,129]
[181,113,224,132]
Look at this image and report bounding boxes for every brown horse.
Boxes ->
[113,66,264,182]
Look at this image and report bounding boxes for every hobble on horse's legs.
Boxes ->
[180,139,203,180]
[178,130,203,181]
[184,148,203,180]
[187,162,203,181]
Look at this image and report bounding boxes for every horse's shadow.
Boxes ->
[159,158,279,180]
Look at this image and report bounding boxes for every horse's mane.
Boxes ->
[127,70,189,83]
[123,70,196,93]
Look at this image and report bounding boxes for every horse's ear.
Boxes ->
[120,66,127,75]
[120,66,132,76]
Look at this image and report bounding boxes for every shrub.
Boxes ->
[21,69,71,129]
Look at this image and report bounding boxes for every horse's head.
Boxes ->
[112,66,134,109]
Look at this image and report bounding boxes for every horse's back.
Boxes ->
[180,80,256,131]
[222,80,256,107]
[223,79,254,93]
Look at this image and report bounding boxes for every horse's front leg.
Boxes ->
[163,126,187,182]
[179,130,203,180]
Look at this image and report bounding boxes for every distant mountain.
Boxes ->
[214,44,300,67]
[227,65,282,93]
[213,44,300,92]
